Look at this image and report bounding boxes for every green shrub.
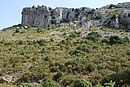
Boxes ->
[86,32,101,42]
[123,37,129,43]
[102,38,109,43]
[42,79,61,87]
[21,70,44,82]
[62,19,70,23]
[0,71,3,76]
[36,28,45,33]
[51,19,56,24]
[69,33,77,38]
[73,79,92,87]
[86,17,90,21]
[50,66,59,72]
[88,32,101,38]
[94,15,102,20]
[76,45,91,53]
[53,71,63,80]
[87,64,95,72]
[44,56,50,61]
[95,83,103,87]
[17,83,40,87]
[127,51,130,55]
[109,36,123,44]
[109,4,117,9]
[37,39,46,46]
[50,38,54,42]
[75,8,79,13]
[92,45,98,50]
[73,50,86,55]
[41,48,46,53]
[111,14,116,20]
[18,40,24,45]
[104,73,117,83]
[62,75,75,86]
[104,80,115,87]
[15,28,20,33]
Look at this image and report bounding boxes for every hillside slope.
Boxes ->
[1,2,130,87]
[0,25,130,87]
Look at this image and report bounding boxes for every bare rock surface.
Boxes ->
[21,2,130,29]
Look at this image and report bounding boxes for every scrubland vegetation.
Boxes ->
[0,25,130,87]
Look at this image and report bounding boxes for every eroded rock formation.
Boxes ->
[21,2,130,29]
[22,6,51,27]
[21,5,100,28]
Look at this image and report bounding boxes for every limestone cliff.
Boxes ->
[21,2,130,29]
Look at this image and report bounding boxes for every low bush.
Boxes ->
[42,79,61,87]
[87,64,95,72]
[86,32,101,42]
[109,36,127,45]
[73,79,92,87]
[127,51,130,55]
[53,71,63,80]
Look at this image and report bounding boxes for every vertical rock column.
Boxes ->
[21,6,51,27]
[22,7,36,26]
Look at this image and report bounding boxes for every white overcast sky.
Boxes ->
[0,0,129,29]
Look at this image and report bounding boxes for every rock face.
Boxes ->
[100,2,130,9]
[109,15,119,28]
[120,10,130,29]
[21,6,100,28]
[81,16,92,28]
[22,6,51,27]
[21,2,130,29]
[117,2,130,8]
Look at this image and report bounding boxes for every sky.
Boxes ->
[0,0,129,29]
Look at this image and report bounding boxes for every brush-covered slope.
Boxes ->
[0,24,130,87]
[1,2,130,87]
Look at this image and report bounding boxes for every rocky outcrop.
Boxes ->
[117,2,130,8]
[105,10,130,29]
[22,6,51,27]
[119,10,130,29]
[21,2,130,29]
[109,15,119,28]
[81,16,92,28]
[21,6,101,28]
[100,2,130,9]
